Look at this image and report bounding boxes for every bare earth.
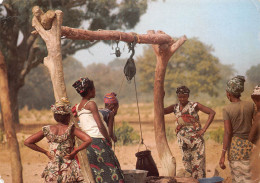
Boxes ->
[0,123,231,183]
[0,105,232,183]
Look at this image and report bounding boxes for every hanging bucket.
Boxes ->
[135,149,159,177]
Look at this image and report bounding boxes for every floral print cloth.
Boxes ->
[87,138,124,183]
[228,136,253,161]
[41,124,84,183]
[173,101,206,179]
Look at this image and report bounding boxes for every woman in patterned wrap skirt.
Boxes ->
[72,77,124,183]
[164,86,216,179]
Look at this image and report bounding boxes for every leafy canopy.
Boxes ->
[137,38,221,97]
[246,63,260,85]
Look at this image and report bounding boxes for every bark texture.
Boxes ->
[32,8,95,183]
[0,50,23,183]
[150,30,187,176]
[61,26,175,45]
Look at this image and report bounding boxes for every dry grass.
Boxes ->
[0,103,232,183]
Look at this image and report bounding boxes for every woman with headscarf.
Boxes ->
[164,85,216,179]
[219,76,256,183]
[99,92,119,143]
[248,85,260,183]
[72,77,124,183]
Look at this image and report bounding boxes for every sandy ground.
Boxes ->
[0,120,232,183]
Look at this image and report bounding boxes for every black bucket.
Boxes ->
[135,150,159,177]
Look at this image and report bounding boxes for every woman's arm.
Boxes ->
[196,103,216,136]
[249,113,260,144]
[88,101,111,143]
[219,119,232,169]
[65,127,92,160]
[24,131,53,160]
[164,104,175,115]
[108,111,117,142]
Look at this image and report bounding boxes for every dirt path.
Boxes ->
[0,122,231,183]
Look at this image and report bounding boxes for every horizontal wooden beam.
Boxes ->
[61,26,176,45]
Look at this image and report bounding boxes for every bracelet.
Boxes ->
[222,149,226,152]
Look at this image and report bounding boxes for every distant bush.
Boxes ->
[0,129,4,143]
[204,127,224,143]
[115,121,140,145]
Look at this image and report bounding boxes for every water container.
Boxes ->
[123,169,148,183]
[135,150,159,177]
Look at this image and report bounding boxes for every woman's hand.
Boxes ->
[112,135,117,143]
[219,155,226,169]
[45,151,54,160]
[196,128,206,137]
[64,151,77,160]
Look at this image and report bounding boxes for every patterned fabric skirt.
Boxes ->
[228,136,253,161]
[86,138,124,183]
[228,136,253,183]
[42,157,84,183]
[229,160,252,183]
[177,127,206,179]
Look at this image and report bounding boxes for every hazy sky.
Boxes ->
[73,0,260,75]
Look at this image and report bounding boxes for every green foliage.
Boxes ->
[166,126,176,141]
[0,0,150,121]
[18,56,147,109]
[204,127,224,144]
[115,121,140,145]
[137,38,223,97]
[0,129,4,143]
[246,63,260,85]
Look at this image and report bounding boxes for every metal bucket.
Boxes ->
[123,169,148,183]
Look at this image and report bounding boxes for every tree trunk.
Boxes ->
[32,9,95,183]
[151,30,187,176]
[154,56,176,176]
[0,51,23,183]
[9,86,20,124]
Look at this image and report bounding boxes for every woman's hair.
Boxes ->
[233,93,241,99]
[176,85,190,95]
[72,77,94,97]
[54,113,70,124]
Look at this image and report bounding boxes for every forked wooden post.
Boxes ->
[32,9,95,183]
[32,7,187,181]
[149,30,187,176]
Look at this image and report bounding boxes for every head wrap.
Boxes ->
[176,86,190,95]
[51,97,71,115]
[252,85,260,96]
[104,92,118,104]
[72,77,92,94]
[226,75,245,96]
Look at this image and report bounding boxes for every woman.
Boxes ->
[24,98,92,183]
[248,85,260,183]
[99,92,119,143]
[164,86,215,179]
[72,77,124,183]
[219,76,255,183]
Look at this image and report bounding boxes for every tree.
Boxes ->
[0,50,23,183]
[0,0,149,123]
[138,38,221,97]
[19,56,86,109]
[246,63,260,85]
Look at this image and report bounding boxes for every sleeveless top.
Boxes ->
[98,108,111,125]
[173,101,201,133]
[76,101,108,138]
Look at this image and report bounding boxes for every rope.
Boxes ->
[134,76,147,151]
